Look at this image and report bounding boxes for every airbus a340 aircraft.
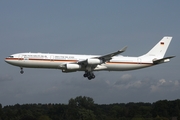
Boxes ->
[5,36,175,80]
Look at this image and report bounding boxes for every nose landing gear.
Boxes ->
[20,67,24,74]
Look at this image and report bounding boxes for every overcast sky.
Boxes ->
[0,1,180,106]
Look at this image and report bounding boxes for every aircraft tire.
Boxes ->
[92,74,95,79]
[20,71,24,74]
[88,77,92,80]
[84,74,88,77]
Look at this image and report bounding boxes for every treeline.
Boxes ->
[0,96,180,120]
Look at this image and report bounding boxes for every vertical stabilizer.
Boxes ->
[142,36,172,59]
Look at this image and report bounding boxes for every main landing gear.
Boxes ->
[20,67,24,74]
[83,71,95,80]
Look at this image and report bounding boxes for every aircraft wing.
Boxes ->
[97,46,127,61]
[77,46,127,65]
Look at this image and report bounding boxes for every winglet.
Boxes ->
[119,46,127,53]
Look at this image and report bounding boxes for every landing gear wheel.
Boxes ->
[83,73,88,77]
[20,71,24,74]
[20,68,24,74]
[88,76,92,80]
[84,71,95,80]
[92,74,95,79]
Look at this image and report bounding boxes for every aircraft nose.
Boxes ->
[5,58,10,63]
[5,55,17,65]
[5,56,14,64]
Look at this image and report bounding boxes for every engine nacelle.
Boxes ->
[87,58,103,65]
[66,64,81,70]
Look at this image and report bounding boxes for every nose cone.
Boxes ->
[5,55,18,66]
[5,56,15,65]
[5,58,11,64]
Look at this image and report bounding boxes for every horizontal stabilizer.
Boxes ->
[153,56,175,64]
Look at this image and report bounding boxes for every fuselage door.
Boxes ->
[19,55,28,61]
[18,55,23,61]
[50,55,54,61]
[137,58,141,64]
[24,55,29,61]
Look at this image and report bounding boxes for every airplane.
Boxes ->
[5,36,175,80]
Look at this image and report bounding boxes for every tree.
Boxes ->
[38,115,51,120]
[152,100,169,118]
[67,96,96,120]
[0,104,3,120]
[78,108,96,120]
[74,96,95,109]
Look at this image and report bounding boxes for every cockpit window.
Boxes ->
[8,56,14,58]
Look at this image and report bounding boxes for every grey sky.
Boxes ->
[0,1,180,106]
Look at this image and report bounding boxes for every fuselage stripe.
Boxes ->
[5,58,153,65]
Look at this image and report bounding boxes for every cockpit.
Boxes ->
[8,56,14,58]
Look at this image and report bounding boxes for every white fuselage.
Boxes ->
[4,36,173,80]
[5,52,154,72]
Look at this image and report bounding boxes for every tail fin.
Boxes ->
[141,36,172,59]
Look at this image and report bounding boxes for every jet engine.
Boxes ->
[87,58,103,65]
[66,64,81,70]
